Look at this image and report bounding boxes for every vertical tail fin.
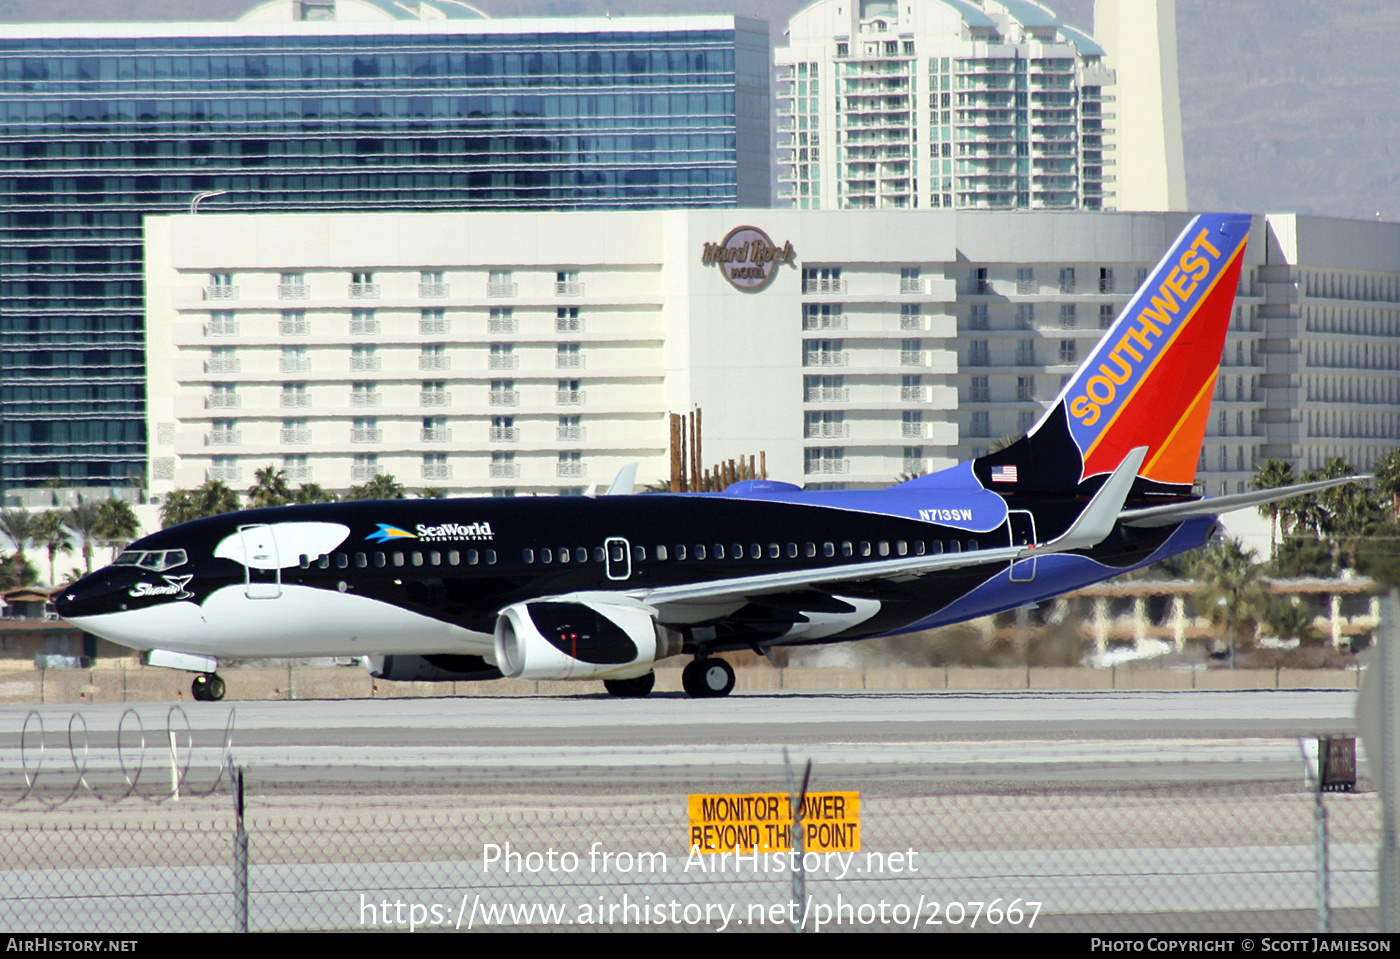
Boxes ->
[975,213,1252,495]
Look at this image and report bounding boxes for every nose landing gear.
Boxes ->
[191,673,226,702]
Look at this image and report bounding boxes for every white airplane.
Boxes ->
[57,214,1361,701]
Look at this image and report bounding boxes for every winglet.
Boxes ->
[1035,446,1147,554]
[604,463,638,496]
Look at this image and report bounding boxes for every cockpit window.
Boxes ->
[114,550,188,571]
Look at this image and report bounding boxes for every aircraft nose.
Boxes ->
[55,568,142,620]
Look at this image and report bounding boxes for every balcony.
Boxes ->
[420,391,451,407]
[350,317,380,335]
[1016,279,1035,295]
[805,387,849,403]
[421,428,453,443]
[557,461,586,478]
[489,427,519,443]
[900,386,927,402]
[206,394,240,409]
[350,356,381,372]
[419,355,451,371]
[556,354,584,370]
[488,317,517,334]
[280,357,311,373]
[280,429,310,445]
[899,277,925,294]
[352,428,382,444]
[802,315,847,331]
[418,283,449,298]
[899,315,924,331]
[420,317,448,336]
[280,393,311,409]
[488,281,518,297]
[901,422,927,438]
[554,281,585,296]
[902,458,926,475]
[423,464,454,481]
[557,425,586,442]
[804,459,850,475]
[350,393,382,407]
[556,390,586,406]
[803,279,847,294]
[490,391,520,407]
[204,286,239,301]
[490,462,521,479]
[284,464,312,482]
[206,318,238,337]
[352,464,383,482]
[207,431,240,446]
[279,317,309,336]
[488,355,518,371]
[803,352,848,368]
[278,284,308,300]
[349,283,380,299]
[900,351,926,367]
[208,465,240,482]
[804,423,849,439]
[205,358,240,374]
[555,316,584,334]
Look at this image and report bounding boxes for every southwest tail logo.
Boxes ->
[974,214,1252,495]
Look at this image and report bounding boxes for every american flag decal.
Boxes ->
[990,465,1018,483]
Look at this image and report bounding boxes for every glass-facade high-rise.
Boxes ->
[0,13,769,488]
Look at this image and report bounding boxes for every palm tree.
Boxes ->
[247,465,293,508]
[292,483,337,504]
[1374,447,1400,522]
[95,498,141,561]
[160,479,241,527]
[0,508,39,573]
[1251,459,1296,558]
[345,473,405,501]
[419,487,446,499]
[33,510,73,585]
[1192,538,1270,667]
[66,501,102,575]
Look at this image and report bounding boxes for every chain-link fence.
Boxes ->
[0,741,1382,932]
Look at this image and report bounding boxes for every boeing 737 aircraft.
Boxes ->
[57,214,1362,700]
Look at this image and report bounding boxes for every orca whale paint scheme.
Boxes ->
[56,214,1361,700]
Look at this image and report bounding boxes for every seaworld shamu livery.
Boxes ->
[58,215,1360,700]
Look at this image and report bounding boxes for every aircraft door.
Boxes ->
[1008,511,1036,583]
[239,524,282,599]
[604,537,632,581]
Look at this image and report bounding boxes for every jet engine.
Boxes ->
[363,654,503,683]
[494,600,682,681]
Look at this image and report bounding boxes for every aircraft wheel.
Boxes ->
[682,658,735,699]
[603,673,655,698]
[192,673,226,702]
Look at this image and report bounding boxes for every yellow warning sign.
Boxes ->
[687,792,860,854]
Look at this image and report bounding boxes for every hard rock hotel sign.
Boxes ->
[701,226,796,292]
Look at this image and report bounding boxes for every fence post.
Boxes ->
[1314,784,1330,933]
[785,750,812,933]
[233,764,249,933]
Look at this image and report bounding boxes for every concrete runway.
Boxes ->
[0,689,1380,933]
[0,688,1364,793]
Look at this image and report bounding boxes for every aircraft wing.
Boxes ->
[1118,474,1369,528]
[634,446,1148,607]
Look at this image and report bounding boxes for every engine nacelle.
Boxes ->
[363,654,502,683]
[494,600,681,681]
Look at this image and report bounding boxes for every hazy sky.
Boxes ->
[3,0,1395,221]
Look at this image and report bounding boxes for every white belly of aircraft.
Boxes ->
[68,585,495,659]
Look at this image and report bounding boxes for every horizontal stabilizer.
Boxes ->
[1119,475,1370,528]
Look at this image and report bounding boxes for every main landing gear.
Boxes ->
[603,673,655,698]
[191,673,226,702]
[682,657,735,699]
